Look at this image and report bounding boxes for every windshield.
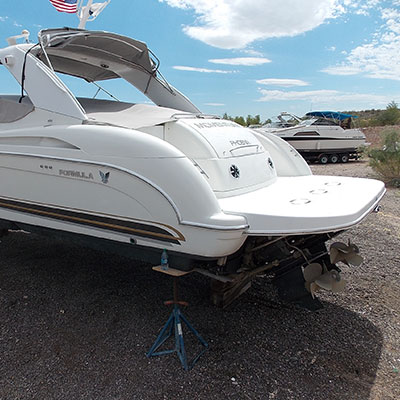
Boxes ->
[298,118,318,126]
[55,73,153,105]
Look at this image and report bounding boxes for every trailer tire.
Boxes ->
[340,154,349,163]
[319,154,329,164]
[329,154,339,164]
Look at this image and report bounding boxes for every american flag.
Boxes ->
[49,0,78,13]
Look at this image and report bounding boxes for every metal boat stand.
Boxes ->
[146,266,208,370]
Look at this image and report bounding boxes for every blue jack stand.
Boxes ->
[146,267,209,370]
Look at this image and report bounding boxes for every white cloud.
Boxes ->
[257,88,391,108]
[258,89,337,101]
[322,3,400,81]
[209,57,271,66]
[159,0,347,49]
[0,16,8,22]
[322,65,363,75]
[173,65,236,73]
[345,0,381,16]
[241,49,265,57]
[256,78,309,87]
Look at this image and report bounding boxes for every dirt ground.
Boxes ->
[361,124,400,148]
[0,161,399,400]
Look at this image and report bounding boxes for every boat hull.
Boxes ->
[283,137,365,153]
[0,147,248,265]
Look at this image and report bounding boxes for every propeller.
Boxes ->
[330,240,363,266]
[303,263,346,298]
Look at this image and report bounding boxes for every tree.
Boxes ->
[378,101,400,126]
[246,114,261,126]
[222,113,263,127]
[233,116,246,126]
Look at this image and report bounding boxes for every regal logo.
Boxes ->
[59,169,94,180]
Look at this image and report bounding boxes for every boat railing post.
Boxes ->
[77,0,111,29]
[78,0,94,29]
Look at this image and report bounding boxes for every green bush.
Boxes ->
[377,101,400,126]
[368,129,400,187]
[359,118,380,127]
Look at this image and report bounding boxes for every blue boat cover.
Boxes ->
[305,111,358,120]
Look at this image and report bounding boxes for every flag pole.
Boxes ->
[78,0,93,29]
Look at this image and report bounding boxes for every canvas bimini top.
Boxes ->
[305,111,358,121]
[35,28,200,113]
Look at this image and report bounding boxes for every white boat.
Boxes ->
[255,111,367,163]
[0,28,385,307]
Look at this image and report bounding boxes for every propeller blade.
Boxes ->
[315,270,341,291]
[330,242,349,252]
[310,282,320,299]
[330,241,362,266]
[304,261,347,297]
[345,252,363,267]
[330,247,340,264]
[303,263,322,283]
[330,242,348,264]
[348,242,359,254]
[331,278,346,293]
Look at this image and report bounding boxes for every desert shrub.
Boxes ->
[357,144,369,159]
[360,118,381,127]
[377,101,400,126]
[368,129,400,187]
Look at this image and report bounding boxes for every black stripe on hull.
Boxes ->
[0,219,213,271]
[0,197,184,245]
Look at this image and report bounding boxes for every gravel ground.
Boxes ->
[0,161,399,400]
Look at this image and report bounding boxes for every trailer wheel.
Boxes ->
[340,154,349,163]
[319,154,329,164]
[329,154,339,164]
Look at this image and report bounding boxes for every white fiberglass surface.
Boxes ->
[219,175,385,235]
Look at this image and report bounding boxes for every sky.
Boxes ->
[1,0,400,121]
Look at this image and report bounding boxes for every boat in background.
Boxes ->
[255,111,368,164]
[0,27,385,308]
